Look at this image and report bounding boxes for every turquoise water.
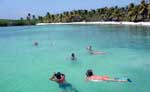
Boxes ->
[0,25,150,92]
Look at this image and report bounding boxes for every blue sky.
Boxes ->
[0,0,140,19]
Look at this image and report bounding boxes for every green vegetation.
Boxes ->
[39,0,150,23]
[0,0,150,26]
[0,13,37,27]
[0,19,36,27]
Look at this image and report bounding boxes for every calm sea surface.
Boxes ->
[0,25,150,92]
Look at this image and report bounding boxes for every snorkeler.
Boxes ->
[86,45,105,55]
[85,69,132,82]
[49,72,78,92]
[71,53,77,61]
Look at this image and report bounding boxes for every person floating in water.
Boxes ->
[34,42,38,46]
[86,45,105,55]
[49,72,78,92]
[85,69,132,83]
[71,53,77,61]
[86,45,93,54]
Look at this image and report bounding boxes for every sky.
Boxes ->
[0,0,140,19]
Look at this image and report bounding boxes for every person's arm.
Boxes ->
[85,77,89,81]
[49,73,56,81]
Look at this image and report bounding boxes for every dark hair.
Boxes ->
[71,53,76,60]
[86,69,93,77]
[55,72,64,79]
[71,53,75,57]
[34,42,38,46]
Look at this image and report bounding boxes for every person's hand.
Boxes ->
[49,72,56,81]
[85,77,89,82]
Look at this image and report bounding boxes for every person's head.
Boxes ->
[34,42,38,46]
[89,45,92,49]
[87,45,92,51]
[54,72,63,79]
[71,53,75,57]
[86,69,93,77]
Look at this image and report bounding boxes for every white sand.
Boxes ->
[36,21,150,26]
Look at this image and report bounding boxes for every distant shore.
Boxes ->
[36,21,150,26]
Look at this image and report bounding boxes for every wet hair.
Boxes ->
[34,42,38,46]
[71,53,75,57]
[86,69,93,77]
[71,53,76,60]
[88,46,92,51]
[55,72,64,79]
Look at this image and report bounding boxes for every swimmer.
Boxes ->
[86,45,94,54]
[87,45,93,52]
[49,72,78,92]
[71,53,77,61]
[34,42,38,46]
[86,45,105,55]
[85,69,132,83]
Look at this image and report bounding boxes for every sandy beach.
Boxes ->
[36,21,150,26]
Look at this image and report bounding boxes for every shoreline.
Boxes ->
[36,21,150,26]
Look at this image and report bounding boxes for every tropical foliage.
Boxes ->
[0,0,150,26]
[38,0,150,23]
[0,13,37,26]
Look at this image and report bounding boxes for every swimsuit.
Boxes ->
[88,75,109,81]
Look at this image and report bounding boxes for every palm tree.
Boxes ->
[127,3,135,21]
[139,0,148,20]
[38,16,43,23]
[147,4,150,19]
[59,14,63,22]
[46,12,51,22]
[20,17,24,21]
[112,6,120,21]
[32,15,36,20]
[27,13,31,20]
[51,15,55,22]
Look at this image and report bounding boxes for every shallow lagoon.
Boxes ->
[0,25,150,92]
